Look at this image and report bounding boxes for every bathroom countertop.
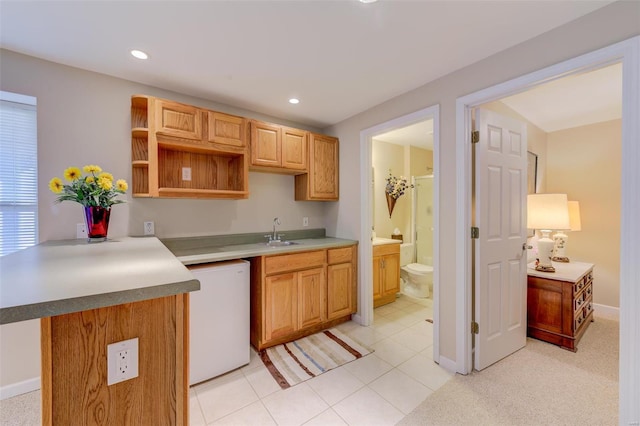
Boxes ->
[372,237,402,246]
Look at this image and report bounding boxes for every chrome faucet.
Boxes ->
[272,217,281,242]
[265,217,284,243]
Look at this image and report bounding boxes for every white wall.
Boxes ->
[324,1,639,361]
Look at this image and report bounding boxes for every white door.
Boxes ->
[473,108,528,370]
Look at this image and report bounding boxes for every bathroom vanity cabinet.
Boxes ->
[527,261,594,352]
[373,242,400,308]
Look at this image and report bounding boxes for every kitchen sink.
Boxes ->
[265,240,300,247]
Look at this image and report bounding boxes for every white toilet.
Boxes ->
[400,243,433,298]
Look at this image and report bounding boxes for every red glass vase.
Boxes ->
[83,206,111,242]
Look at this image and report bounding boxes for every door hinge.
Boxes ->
[471,130,479,144]
[471,321,479,334]
[471,227,479,239]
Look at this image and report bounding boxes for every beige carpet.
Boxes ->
[399,316,618,426]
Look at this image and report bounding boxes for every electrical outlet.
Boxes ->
[181,167,192,181]
[76,223,87,239]
[107,337,139,385]
[303,217,309,227]
[143,221,155,236]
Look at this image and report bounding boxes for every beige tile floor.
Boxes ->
[0,294,452,426]
[190,294,453,426]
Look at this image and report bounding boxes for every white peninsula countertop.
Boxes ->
[0,236,200,324]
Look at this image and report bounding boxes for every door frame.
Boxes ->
[455,35,639,421]
[358,105,440,363]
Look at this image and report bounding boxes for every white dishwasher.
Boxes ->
[188,259,250,385]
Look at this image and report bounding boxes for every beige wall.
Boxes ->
[0,49,328,391]
[372,141,432,242]
[324,1,639,362]
[0,49,328,243]
[372,139,408,239]
[546,120,621,307]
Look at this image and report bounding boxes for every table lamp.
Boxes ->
[553,200,581,262]
[527,194,570,272]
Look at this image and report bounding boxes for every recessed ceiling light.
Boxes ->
[289,98,300,105]
[359,0,378,3]
[130,50,148,60]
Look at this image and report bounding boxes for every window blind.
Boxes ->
[0,92,38,257]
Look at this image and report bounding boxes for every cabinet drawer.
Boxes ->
[373,243,400,257]
[265,250,326,275]
[574,291,586,313]
[574,272,592,293]
[574,299,593,331]
[328,246,353,265]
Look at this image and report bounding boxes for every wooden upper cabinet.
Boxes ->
[133,95,249,200]
[207,111,246,148]
[295,133,339,201]
[250,121,281,168]
[155,99,202,140]
[282,127,307,171]
[249,120,308,173]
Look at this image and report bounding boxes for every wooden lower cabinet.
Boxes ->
[527,261,594,352]
[41,294,189,425]
[251,245,357,350]
[373,243,400,308]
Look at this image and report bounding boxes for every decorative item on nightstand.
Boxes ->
[527,194,570,273]
[49,165,128,242]
[553,200,581,262]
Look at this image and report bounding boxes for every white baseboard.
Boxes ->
[0,377,40,400]
[593,303,619,321]
[436,355,457,374]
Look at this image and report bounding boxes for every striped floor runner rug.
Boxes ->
[259,328,373,389]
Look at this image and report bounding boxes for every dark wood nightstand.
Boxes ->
[527,261,594,352]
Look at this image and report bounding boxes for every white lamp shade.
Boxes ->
[568,201,582,231]
[527,194,570,230]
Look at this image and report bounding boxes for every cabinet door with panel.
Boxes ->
[295,133,339,201]
[372,256,382,301]
[327,246,356,320]
[154,99,202,140]
[207,111,246,148]
[250,121,281,168]
[281,127,307,171]
[298,267,326,329]
[382,253,400,296]
[373,243,400,307]
[264,273,298,342]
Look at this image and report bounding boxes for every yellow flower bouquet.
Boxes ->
[49,165,128,241]
[49,165,128,208]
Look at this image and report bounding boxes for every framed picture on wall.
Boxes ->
[527,151,538,195]
[527,151,538,237]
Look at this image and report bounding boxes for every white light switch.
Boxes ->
[182,167,192,181]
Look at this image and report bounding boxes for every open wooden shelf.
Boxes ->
[131,95,249,199]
